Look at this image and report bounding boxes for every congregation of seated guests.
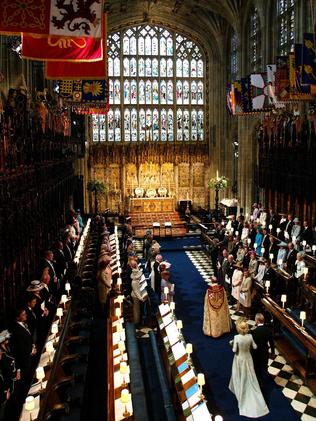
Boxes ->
[0,209,83,421]
[95,220,173,328]
[203,203,316,321]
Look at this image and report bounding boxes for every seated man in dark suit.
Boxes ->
[251,313,275,387]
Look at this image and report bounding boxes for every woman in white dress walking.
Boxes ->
[229,318,269,418]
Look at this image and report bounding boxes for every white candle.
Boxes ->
[65,282,71,293]
[247,238,251,245]
[278,259,283,266]
[46,341,54,354]
[115,308,121,318]
[269,253,274,260]
[269,224,272,230]
[235,231,239,236]
[302,240,307,246]
[261,247,265,255]
[176,320,183,330]
[281,294,287,308]
[186,343,193,355]
[254,243,257,249]
[265,281,270,288]
[197,373,205,386]
[216,170,219,180]
[61,295,67,309]
[277,228,281,234]
[300,311,306,320]
[36,367,45,388]
[51,323,58,335]
[120,361,128,375]
[56,307,63,322]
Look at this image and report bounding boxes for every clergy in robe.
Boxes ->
[203,276,231,338]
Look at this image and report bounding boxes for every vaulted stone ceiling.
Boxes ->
[105,0,251,57]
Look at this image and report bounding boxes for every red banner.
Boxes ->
[22,34,103,62]
[46,59,106,79]
[0,0,103,38]
[45,46,107,79]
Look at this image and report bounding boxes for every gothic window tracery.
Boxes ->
[277,0,296,55]
[249,8,262,72]
[230,32,239,82]
[93,25,205,142]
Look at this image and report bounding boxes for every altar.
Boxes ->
[129,197,175,213]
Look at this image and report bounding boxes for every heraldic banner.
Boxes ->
[45,50,106,79]
[21,35,103,62]
[0,0,103,38]
[59,79,109,114]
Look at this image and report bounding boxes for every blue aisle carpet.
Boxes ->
[158,236,202,250]
[163,247,300,421]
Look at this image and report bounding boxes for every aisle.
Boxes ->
[163,246,301,421]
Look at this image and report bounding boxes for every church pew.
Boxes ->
[149,330,177,421]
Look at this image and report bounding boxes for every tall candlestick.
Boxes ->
[216,170,219,180]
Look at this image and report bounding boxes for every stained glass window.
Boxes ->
[277,0,296,55]
[93,25,205,142]
[249,8,262,72]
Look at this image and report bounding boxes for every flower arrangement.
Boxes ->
[208,176,228,191]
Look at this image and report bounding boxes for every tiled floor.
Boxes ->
[185,249,316,420]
